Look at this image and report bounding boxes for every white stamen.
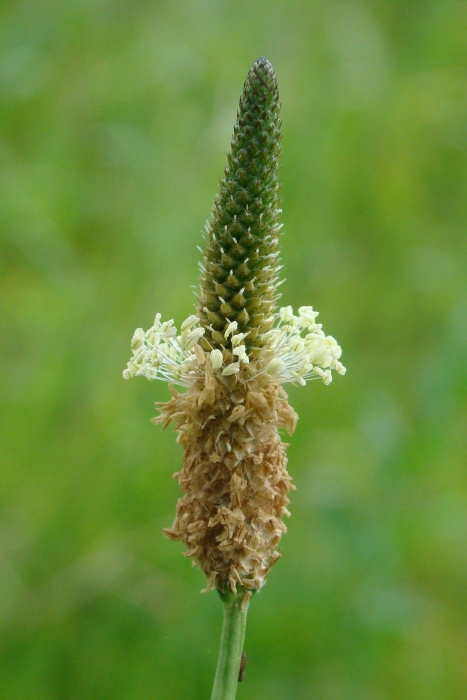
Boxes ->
[222,362,240,376]
[224,321,238,339]
[210,349,223,370]
[255,305,346,386]
[123,313,208,387]
[181,314,199,331]
[124,305,345,389]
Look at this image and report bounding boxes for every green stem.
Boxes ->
[211,588,251,700]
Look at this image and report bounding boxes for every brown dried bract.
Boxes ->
[155,356,298,593]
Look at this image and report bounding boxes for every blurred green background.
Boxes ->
[1,1,467,698]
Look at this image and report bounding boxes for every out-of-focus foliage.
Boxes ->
[1,1,466,698]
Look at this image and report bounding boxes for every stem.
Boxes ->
[211,588,251,700]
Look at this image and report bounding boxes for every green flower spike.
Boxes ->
[198,57,283,357]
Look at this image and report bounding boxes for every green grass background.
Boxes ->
[1,1,467,698]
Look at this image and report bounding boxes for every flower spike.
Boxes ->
[123,58,345,594]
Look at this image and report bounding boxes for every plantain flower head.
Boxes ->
[124,58,345,594]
